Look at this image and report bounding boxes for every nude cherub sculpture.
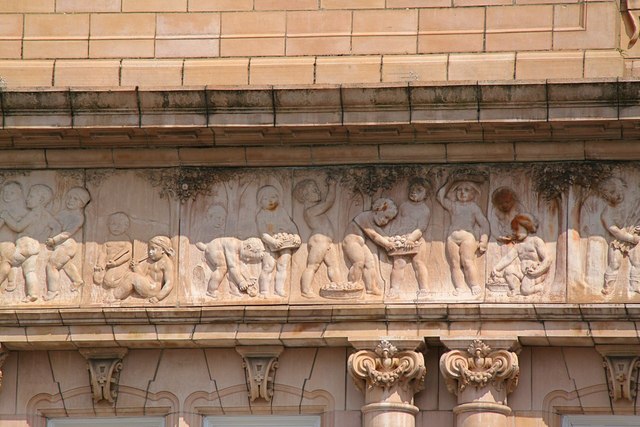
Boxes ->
[44,187,91,301]
[256,185,301,298]
[0,181,28,293]
[343,198,398,296]
[196,237,266,298]
[489,214,551,296]
[0,184,61,302]
[93,212,133,292]
[293,177,343,298]
[437,178,490,295]
[490,187,524,242]
[113,235,175,303]
[598,178,640,295]
[387,179,431,297]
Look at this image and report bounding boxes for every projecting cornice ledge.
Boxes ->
[0,79,638,150]
[0,304,638,350]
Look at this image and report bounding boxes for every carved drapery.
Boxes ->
[597,345,640,401]
[79,348,128,404]
[349,340,426,395]
[440,339,519,398]
[236,346,283,402]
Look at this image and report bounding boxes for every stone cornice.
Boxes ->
[0,80,637,153]
[0,304,638,350]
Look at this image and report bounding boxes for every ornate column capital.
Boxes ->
[79,348,128,404]
[236,346,283,403]
[596,345,640,402]
[440,339,520,398]
[348,340,426,396]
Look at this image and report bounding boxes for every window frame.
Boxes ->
[562,415,640,427]
[47,417,165,427]
[204,415,321,427]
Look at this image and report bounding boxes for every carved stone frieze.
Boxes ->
[596,345,640,401]
[79,348,128,404]
[236,346,283,402]
[440,339,519,397]
[348,340,426,395]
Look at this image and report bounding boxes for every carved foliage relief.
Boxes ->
[0,163,631,306]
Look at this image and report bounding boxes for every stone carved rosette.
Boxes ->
[567,164,640,303]
[83,169,179,306]
[439,339,519,404]
[0,170,88,306]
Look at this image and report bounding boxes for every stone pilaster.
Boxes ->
[348,339,426,427]
[440,339,520,427]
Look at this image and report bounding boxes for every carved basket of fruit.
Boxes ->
[319,282,364,299]
[269,233,302,251]
[387,235,421,256]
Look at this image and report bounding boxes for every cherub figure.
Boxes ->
[256,185,301,298]
[343,198,398,296]
[116,235,175,303]
[44,187,91,300]
[437,179,490,295]
[0,181,28,292]
[0,184,61,302]
[598,178,640,295]
[293,177,343,298]
[93,212,133,292]
[196,237,266,298]
[387,179,431,297]
[490,187,523,241]
[489,214,551,296]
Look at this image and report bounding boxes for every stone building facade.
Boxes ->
[0,1,639,427]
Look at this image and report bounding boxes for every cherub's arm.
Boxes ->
[225,243,249,287]
[47,214,82,247]
[0,211,30,232]
[256,215,280,247]
[107,243,132,268]
[360,222,394,251]
[474,205,491,252]
[436,182,453,211]
[492,247,518,273]
[601,208,639,244]
[308,180,337,217]
[406,206,431,243]
[151,259,174,302]
[529,238,552,277]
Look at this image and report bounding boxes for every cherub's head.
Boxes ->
[492,187,517,214]
[2,181,23,203]
[510,214,538,241]
[293,179,321,204]
[206,204,226,230]
[452,181,480,203]
[599,177,626,206]
[240,237,266,262]
[65,187,91,210]
[372,198,398,227]
[148,236,175,261]
[26,184,53,209]
[257,185,280,211]
[407,178,429,203]
[107,212,130,236]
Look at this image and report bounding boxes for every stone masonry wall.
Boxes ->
[0,0,626,87]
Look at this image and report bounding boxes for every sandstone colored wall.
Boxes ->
[0,0,626,87]
[0,346,617,427]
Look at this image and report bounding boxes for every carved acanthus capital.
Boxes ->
[348,340,426,395]
[440,339,519,396]
[596,345,640,401]
[236,346,283,402]
[79,348,128,404]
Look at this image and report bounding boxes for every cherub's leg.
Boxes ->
[5,267,17,292]
[324,244,343,285]
[343,236,365,284]
[603,247,623,295]
[259,252,276,297]
[445,237,465,294]
[22,255,39,302]
[301,241,326,297]
[389,256,408,296]
[45,248,72,301]
[274,249,291,297]
[412,243,429,293]
[628,247,640,293]
[0,261,11,291]
[460,236,482,295]
[362,247,381,295]
[205,250,227,298]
